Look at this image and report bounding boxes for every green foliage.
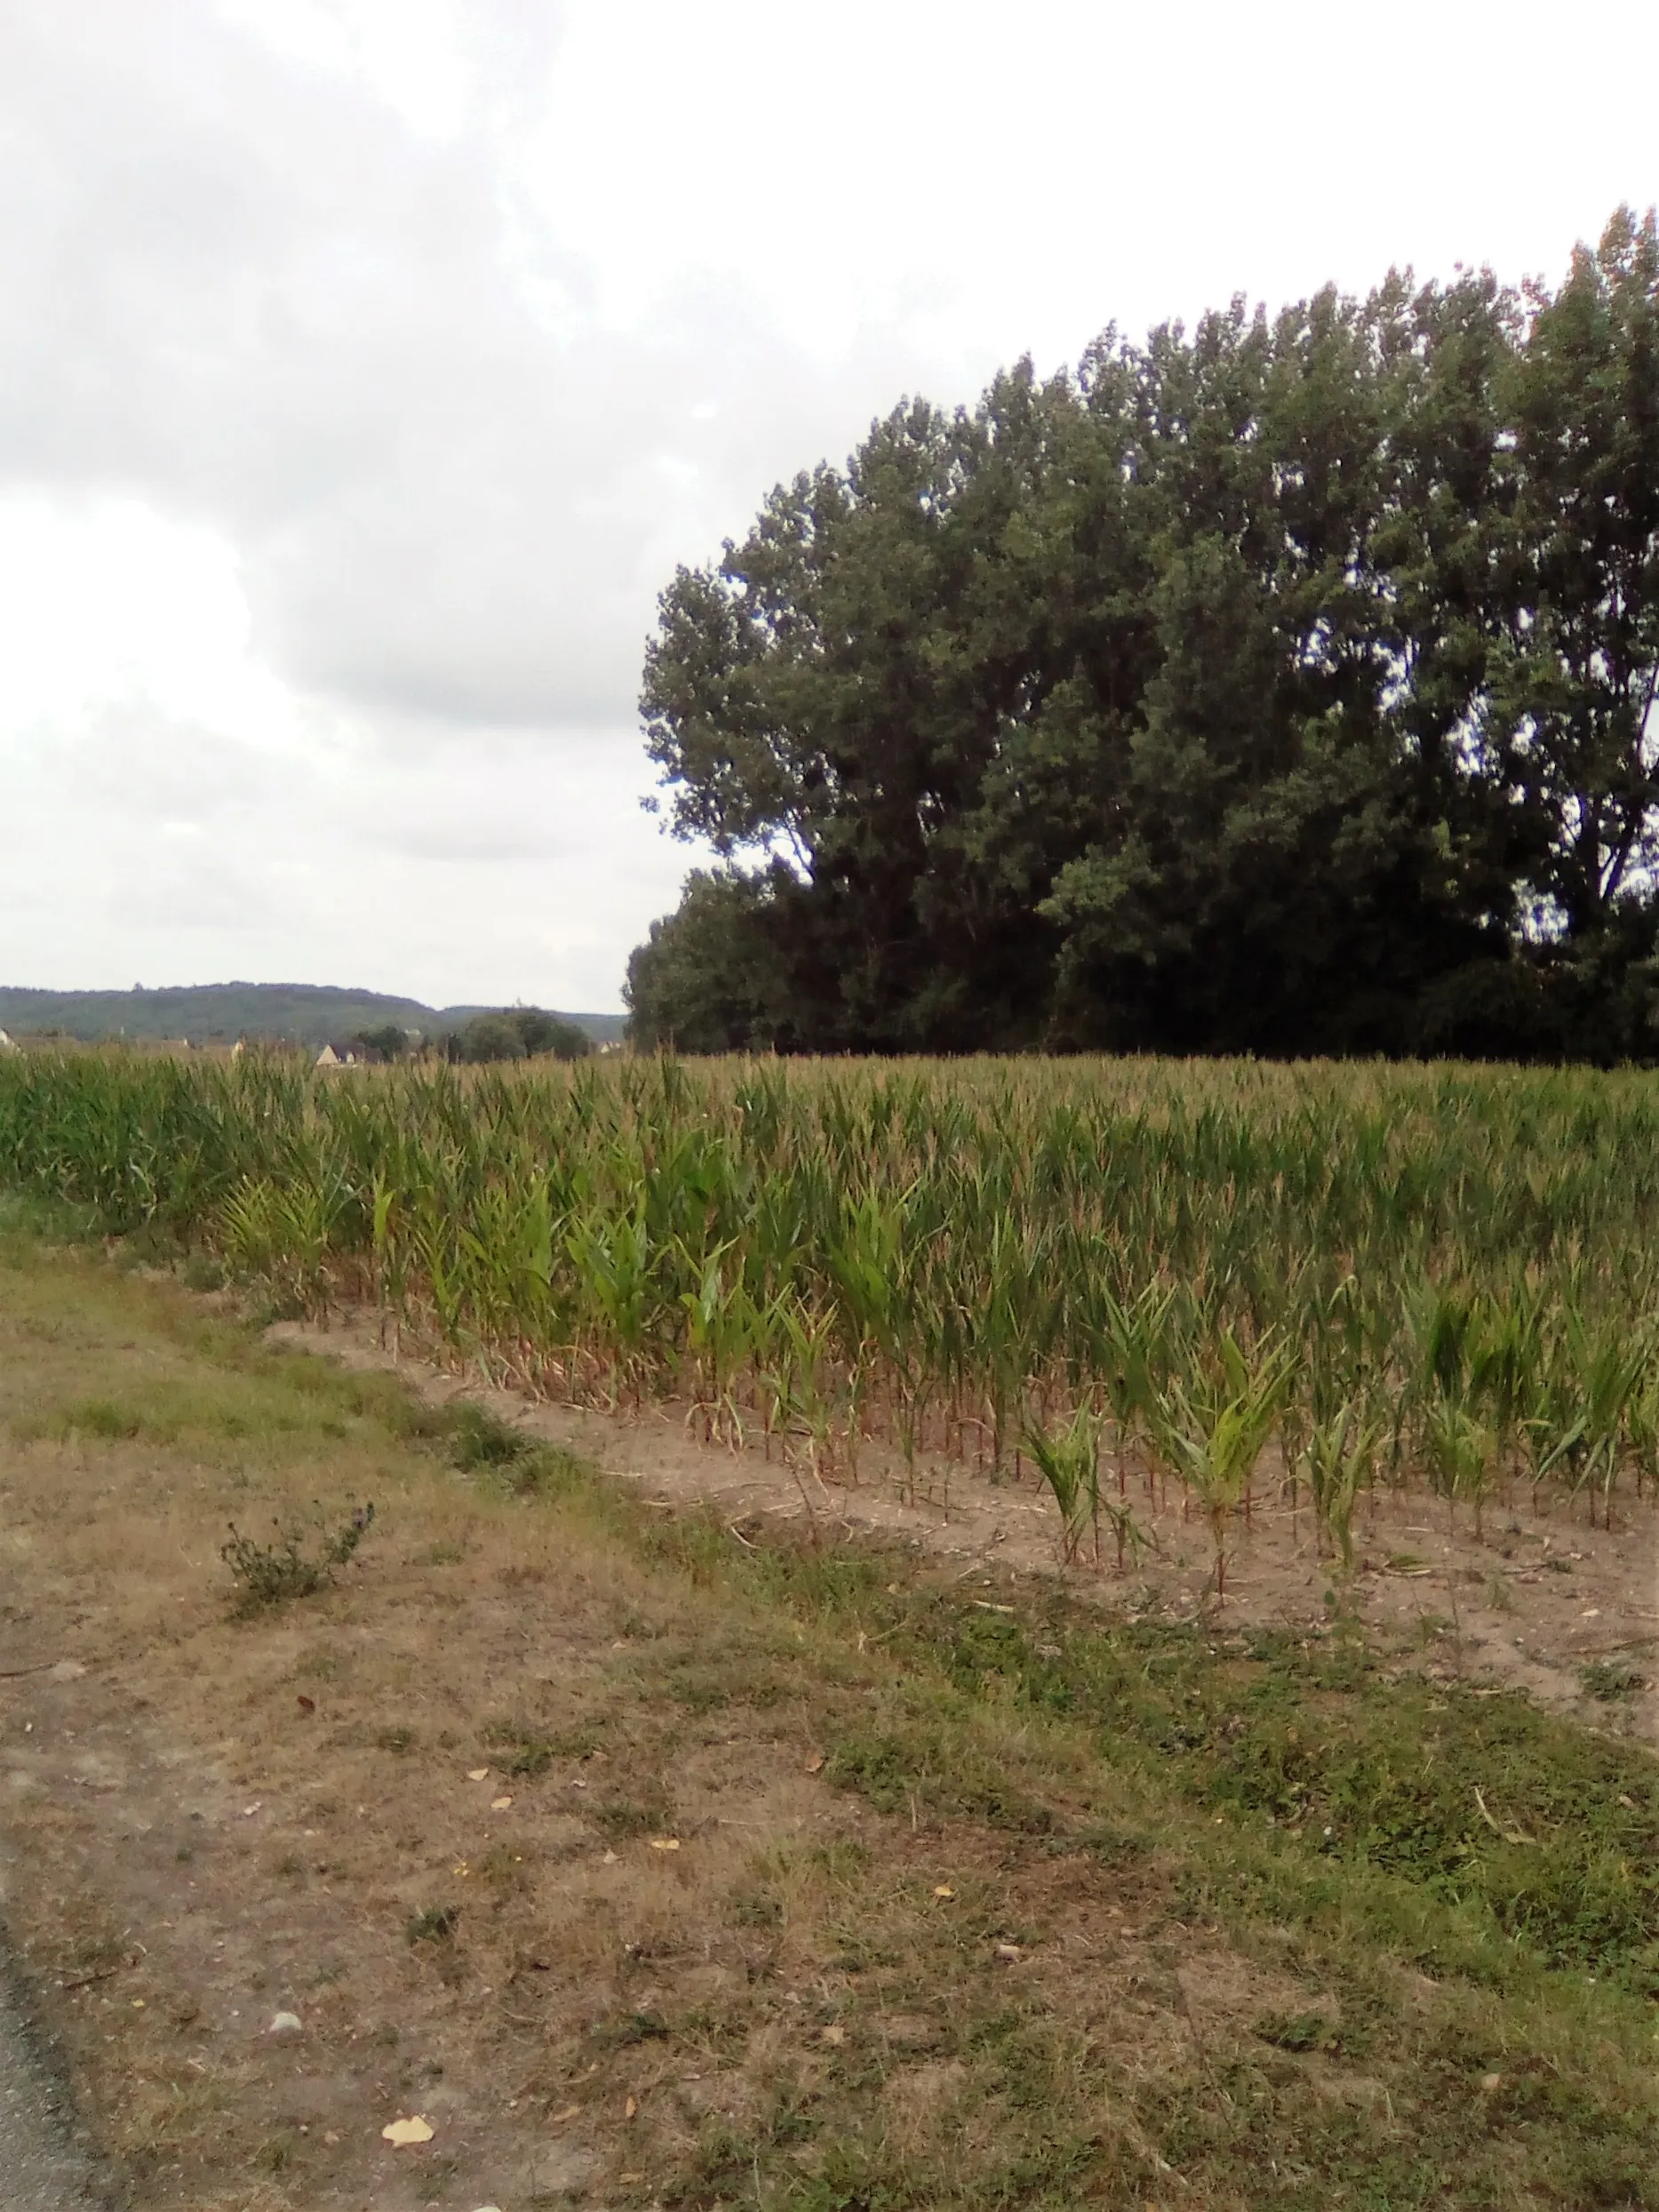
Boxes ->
[1302,1401,1380,1570]
[1022,1402,1103,1564]
[637,210,1659,1060]
[913,1601,1659,1992]
[444,1008,593,1063]
[219,1501,374,1609]
[405,1903,459,1944]
[1582,1660,1647,1702]
[625,868,791,1050]
[442,1400,580,1497]
[1157,1331,1294,1596]
[9,1048,1659,1545]
[444,1400,535,1469]
[352,1023,410,1061]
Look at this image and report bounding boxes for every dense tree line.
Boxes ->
[626,212,1659,1060]
[443,1009,593,1064]
[339,1011,592,1064]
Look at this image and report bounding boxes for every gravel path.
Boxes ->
[0,1948,99,2211]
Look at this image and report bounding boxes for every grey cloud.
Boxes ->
[114,850,283,933]
[1,689,690,1005]
[0,1,942,735]
[42,702,275,817]
[368,819,572,863]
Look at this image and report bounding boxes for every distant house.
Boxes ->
[315,1042,364,1068]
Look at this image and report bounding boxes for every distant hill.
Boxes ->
[0,983,626,1050]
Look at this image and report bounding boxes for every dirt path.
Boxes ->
[269,1313,1659,1746]
[0,1941,101,2211]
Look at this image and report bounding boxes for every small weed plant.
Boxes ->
[1582,1659,1647,1702]
[220,1501,374,1609]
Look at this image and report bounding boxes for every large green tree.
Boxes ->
[1494,210,1659,943]
[634,213,1659,1060]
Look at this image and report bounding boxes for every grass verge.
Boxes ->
[0,1195,1653,2210]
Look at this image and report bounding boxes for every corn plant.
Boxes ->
[1157,1332,1295,1600]
[1303,1400,1380,1570]
[1419,1393,1497,1536]
[7,1045,1659,1545]
[677,1240,754,1446]
[1023,1402,1104,1565]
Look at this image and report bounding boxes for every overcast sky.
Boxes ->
[2,0,1654,1012]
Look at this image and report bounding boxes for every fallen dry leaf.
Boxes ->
[381,2114,435,2146]
[649,1837,681,1851]
[296,1694,315,1714]
[625,2095,638,2119]
[602,1849,618,1865]
[491,1795,513,1810]
[932,1884,955,1899]
[804,1753,826,1774]
[552,2104,581,2125]
[994,1943,1022,1961]
[467,1768,490,1782]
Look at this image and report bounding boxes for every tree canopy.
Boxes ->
[443,1009,593,1064]
[627,210,1659,1060]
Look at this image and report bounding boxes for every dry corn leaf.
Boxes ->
[381,2115,435,2146]
[552,2104,581,2124]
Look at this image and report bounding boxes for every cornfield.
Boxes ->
[4,1049,1656,1578]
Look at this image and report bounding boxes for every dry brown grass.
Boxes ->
[0,1222,1655,2211]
